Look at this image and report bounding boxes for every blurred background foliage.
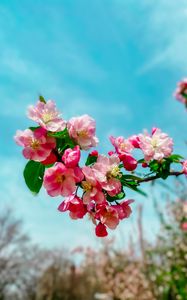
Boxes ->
[0,180,187,300]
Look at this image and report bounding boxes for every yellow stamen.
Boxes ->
[55,174,65,184]
[107,165,122,179]
[42,112,53,123]
[78,130,88,138]
[82,181,92,192]
[151,138,158,149]
[31,140,40,150]
[120,142,127,150]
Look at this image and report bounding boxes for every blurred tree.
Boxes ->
[144,189,187,300]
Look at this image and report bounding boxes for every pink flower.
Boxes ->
[95,222,108,237]
[110,136,134,155]
[67,114,98,150]
[174,78,187,104]
[181,222,187,232]
[112,199,134,220]
[62,146,81,168]
[58,195,87,219]
[92,155,122,197]
[27,100,66,132]
[43,162,82,197]
[119,153,137,171]
[96,204,119,229]
[128,135,140,148]
[14,128,56,162]
[182,160,187,175]
[81,166,106,204]
[138,128,173,162]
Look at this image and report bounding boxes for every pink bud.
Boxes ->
[95,222,108,237]
[62,145,81,168]
[128,135,140,148]
[142,162,148,168]
[119,154,137,171]
[90,150,98,157]
[151,127,158,135]
[108,151,115,156]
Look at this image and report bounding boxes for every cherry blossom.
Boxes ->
[62,145,81,168]
[95,222,108,237]
[110,136,134,155]
[27,100,66,132]
[138,128,173,162]
[43,162,82,197]
[112,199,134,220]
[182,160,187,175]
[174,78,187,104]
[14,128,56,162]
[67,114,98,150]
[96,204,119,230]
[15,82,187,238]
[92,154,122,197]
[58,195,87,219]
[81,166,106,204]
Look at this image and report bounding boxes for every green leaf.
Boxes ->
[122,180,147,197]
[121,174,142,181]
[39,95,46,103]
[129,186,147,197]
[23,160,45,194]
[29,126,40,131]
[47,128,69,138]
[85,154,97,166]
[149,160,160,172]
[107,191,126,202]
[54,130,76,154]
[137,158,145,163]
[167,154,184,163]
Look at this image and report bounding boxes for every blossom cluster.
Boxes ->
[15,94,187,237]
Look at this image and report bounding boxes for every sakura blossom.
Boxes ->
[119,153,137,171]
[110,136,134,155]
[15,81,187,238]
[112,199,134,220]
[81,166,106,204]
[174,78,187,104]
[27,100,66,132]
[14,128,56,162]
[58,195,87,219]
[92,154,122,197]
[138,128,173,162]
[62,145,81,168]
[67,114,98,150]
[182,160,187,175]
[95,222,108,237]
[96,204,119,230]
[43,162,82,197]
[128,135,140,148]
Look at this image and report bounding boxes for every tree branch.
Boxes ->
[138,171,183,183]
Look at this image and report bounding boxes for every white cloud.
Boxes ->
[136,0,187,73]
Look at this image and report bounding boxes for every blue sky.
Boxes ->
[0,0,187,249]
